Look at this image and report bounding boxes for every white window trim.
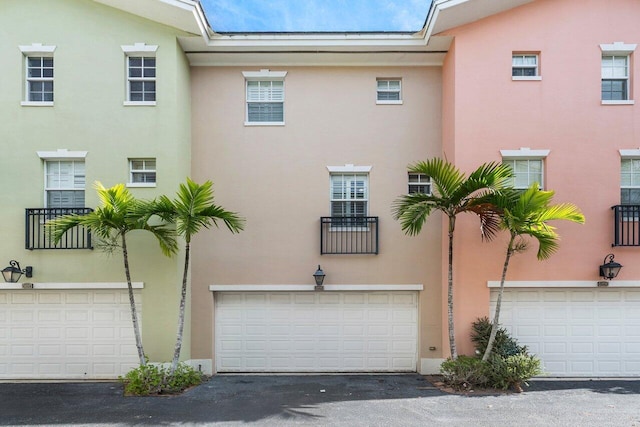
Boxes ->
[620,149,640,158]
[500,147,550,159]
[243,69,287,126]
[20,43,56,107]
[327,164,372,173]
[37,149,87,160]
[376,79,403,105]
[600,42,635,105]
[127,158,157,188]
[122,43,158,106]
[511,53,541,81]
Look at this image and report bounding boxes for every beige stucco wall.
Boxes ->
[0,0,193,362]
[190,65,444,364]
[441,0,640,355]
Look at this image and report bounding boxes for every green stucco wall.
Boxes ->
[0,0,193,362]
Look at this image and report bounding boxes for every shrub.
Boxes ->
[471,317,526,358]
[120,362,204,396]
[440,318,543,392]
[440,355,490,390]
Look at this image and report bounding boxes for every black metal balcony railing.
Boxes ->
[26,208,93,250]
[612,205,640,246]
[320,216,379,255]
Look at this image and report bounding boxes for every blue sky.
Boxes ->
[200,0,432,32]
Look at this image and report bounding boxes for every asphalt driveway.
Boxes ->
[1,374,639,426]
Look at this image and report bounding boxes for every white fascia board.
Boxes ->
[327,164,372,173]
[209,284,424,292]
[620,149,640,157]
[487,280,640,288]
[0,282,144,290]
[37,149,88,159]
[206,33,427,49]
[500,148,550,158]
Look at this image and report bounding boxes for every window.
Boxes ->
[45,160,85,208]
[122,43,158,105]
[408,173,431,194]
[330,173,368,218]
[512,54,540,80]
[377,79,402,104]
[502,159,543,190]
[19,43,56,106]
[127,57,156,102]
[243,70,287,125]
[600,42,636,104]
[621,158,640,205]
[128,158,156,187]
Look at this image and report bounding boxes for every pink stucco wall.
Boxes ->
[442,0,640,355]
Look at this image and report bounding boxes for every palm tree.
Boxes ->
[392,158,513,359]
[48,182,177,366]
[481,184,584,361]
[141,178,244,375]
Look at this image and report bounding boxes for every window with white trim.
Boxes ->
[330,173,368,218]
[377,79,402,103]
[243,70,287,125]
[621,158,640,205]
[502,159,543,190]
[45,160,85,208]
[512,54,539,79]
[408,173,431,194]
[122,43,158,105]
[600,42,636,104]
[19,43,56,105]
[128,158,156,186]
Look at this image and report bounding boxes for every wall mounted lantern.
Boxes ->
[599,253,622,280]
[2,260,33,283]
[313,265,326,290]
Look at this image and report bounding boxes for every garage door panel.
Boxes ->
[215,291,418,372]
[493,288,640,377]
[0,290,140,379]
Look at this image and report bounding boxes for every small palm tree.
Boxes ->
[141,178,245,375]
[481,184,584,361]
[393,158,513,359]
[48,182,177,366]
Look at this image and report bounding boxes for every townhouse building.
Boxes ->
[1,0,638,379]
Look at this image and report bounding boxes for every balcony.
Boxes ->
[320,216,379,255]
[612,205,640,246]
[25,208,93,250]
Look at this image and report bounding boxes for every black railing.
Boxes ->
[612,205,640,246]
[320,216,378,254]
[26,208,93,250]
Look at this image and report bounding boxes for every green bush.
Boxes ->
[440,355,491,390]
[120,362,204,396]
[440,318,542,392]
[471,317,526,358]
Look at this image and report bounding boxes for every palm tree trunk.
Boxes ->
[482,234,515,361]
[170,242,190,375]
[122,234,146,366]
[447,215,457,359]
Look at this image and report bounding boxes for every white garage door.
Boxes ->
[215,291,418,372]
[0,289,140,379]
[492,288,640,377]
